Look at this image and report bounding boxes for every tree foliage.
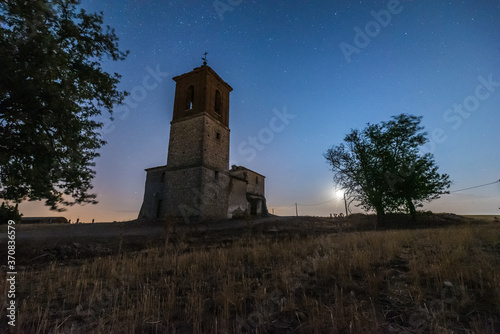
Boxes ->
[0,202,22,223]
[0,0,128,210]
[324,114,451,223]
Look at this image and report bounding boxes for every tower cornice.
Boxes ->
[170,111,230,131]
[172,65,233,92]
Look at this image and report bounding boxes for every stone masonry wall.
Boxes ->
[162,166,203,221]
[202,116,230,171]
[229,167,265,197]
[199,167,230,221]
[138,166,168,219]
[245,169,265,197]
[228,176,248,218]
[166,116,204,169]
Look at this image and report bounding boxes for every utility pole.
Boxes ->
[295,203,298,217]
[343,193,348,217]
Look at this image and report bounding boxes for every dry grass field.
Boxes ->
[1,214,499,333]
[462,215,499,223]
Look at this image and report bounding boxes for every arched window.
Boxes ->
[185,85,194,110]
[214,90,222,115]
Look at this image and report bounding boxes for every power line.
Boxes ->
[291,199,337,217]
[297,198,336,207]
[449,179,500,193]
[285,179,499,212]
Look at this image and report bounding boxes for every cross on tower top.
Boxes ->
[202,51,208,66]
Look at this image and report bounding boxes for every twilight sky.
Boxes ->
[21,0,500,222]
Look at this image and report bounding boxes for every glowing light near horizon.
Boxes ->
[334,189,345,199]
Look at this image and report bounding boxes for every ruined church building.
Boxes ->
[139,62,267,222]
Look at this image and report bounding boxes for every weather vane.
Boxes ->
[202,51,208,65]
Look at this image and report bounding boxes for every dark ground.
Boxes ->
[0,213,490,267]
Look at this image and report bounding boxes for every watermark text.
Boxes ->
[6,220,17,327]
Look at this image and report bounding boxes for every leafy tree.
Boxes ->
[0,0,128,211]
[324,114,451,224]
[0,202,22,223]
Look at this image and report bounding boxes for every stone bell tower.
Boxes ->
[167,63,232,171]
[139,56,267,223]
[138,60,234,222]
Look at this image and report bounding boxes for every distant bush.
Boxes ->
[0,202,22,224]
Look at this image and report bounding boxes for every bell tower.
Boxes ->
[139,59,268,223]
[166,64,232,171]
[137,60,234,222]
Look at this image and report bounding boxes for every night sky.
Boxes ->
[21,0,500,222]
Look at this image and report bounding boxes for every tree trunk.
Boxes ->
[406,197,416,220]
[375,206,385,229]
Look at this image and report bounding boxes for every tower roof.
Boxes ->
[172,65,233,92]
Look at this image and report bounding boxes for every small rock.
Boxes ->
[441,280,460,305]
